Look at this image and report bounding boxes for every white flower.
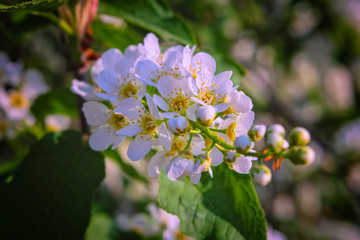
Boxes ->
[252,165,272,186]
[152,75,194,117]
[0,69,48,121]
[148,135,204,177]
[196,105,216,126]
[266,124,286,137]
[265,132,285,153]
[95,69,145,103]
[248,124,266,142]
[115,95,171,161]
[190,70,232,113]
[217,112,255,141]
[71,79,102,101]
[224,150,253,174]
[0,51,23,87]
[225,88,253,114]
[82,101,127,151]
[234,135,253,154]
[44,114,71,132]
[167,116,190,136]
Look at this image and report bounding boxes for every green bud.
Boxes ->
[265,132,284,153]
[248,124,266,142]
[289,127,310,146]
[288,146,315,166]
[251,165,272,186]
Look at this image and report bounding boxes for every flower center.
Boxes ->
[119,82,138,99]
[199,83,222,105]
[166,89,190,114]
[141,115,157,135]
[9,91,29,109]
[110,113,128,130]
[168,138,187,156]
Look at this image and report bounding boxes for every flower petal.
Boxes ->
[153,94,169,111]
[89,127,116,151]
[95,93,118,103]
[148,151,169,178]
[215,71,232,82]
[166,157,187,180]
[161,112,180,119]
[71,79,100,101]
[213,103,229,112]
[102,48,123,70]
[127,135,152,161]
[114,98,144,119]
[114,58,134,75]
[190,97,206,106]
[233,155,252,174]
[210,147,223,166]
[97,69,119,94]
[190,173,201,184]
[158,123,171,151]
[146,94,161,119]
[82,101,109,126]
[235,111,255,135]
[22,69,48,99]
[158,75,178,98]
[111,135,126,150]
[116,124,141,137]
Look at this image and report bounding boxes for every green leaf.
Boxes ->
[31,88,78,121]
[103,148,149,184]
[0,0,67,12]
[85,213,113,240]
[98,0,195,45]
[158,165,267,240]
[92,18,142,51]
[0,130,105,240]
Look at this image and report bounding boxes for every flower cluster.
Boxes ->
[74,33,314,185]
[0,52,70,139]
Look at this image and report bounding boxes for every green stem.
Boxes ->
[209,128,227,134]
[185,133,194,149]
[190,130,201,134]
[190,120,235,150]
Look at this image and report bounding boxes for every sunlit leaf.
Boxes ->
[158,164,267,240]
[98,0,195,45]
[0,0,67,12]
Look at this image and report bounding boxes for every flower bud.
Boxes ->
[289,127,310,146]
[266,124,285,137]
[167,117,190,136]
[265,132,284,153]
[226,122,236,142]
[224,151,236,163]
[251,165,272,186]
[196,105,216,126]
[234,135,252,154]
[288,146,315,166]
[248,124,266,142]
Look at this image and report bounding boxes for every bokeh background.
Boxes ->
[1,0,360,239]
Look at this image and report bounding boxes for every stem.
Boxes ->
[190,120,235,150]
[209,128,227,134]
[185,133,194,149]
[190,130,201,134]
[206,142,216,155]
